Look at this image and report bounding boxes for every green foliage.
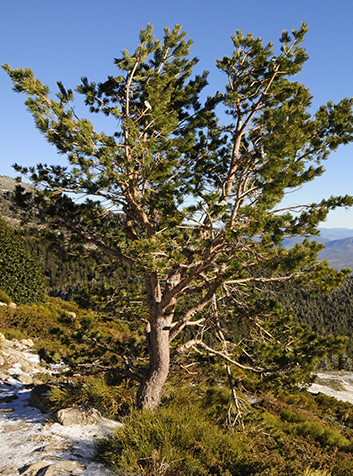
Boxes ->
[0,218,45,304]
[96,387,253,476]
[303,470,331,476]
[279,276,353,362]
[193,295,348,393]
[0,289,12,304]
[2,328,25,340]
[49,376,135,418]
[279,407,350,449]
[0,297,143,373]
[96,385,353,475]
[290,420,349,449]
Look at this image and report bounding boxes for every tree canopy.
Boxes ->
[0,218,45,304]
[3,23,353,408]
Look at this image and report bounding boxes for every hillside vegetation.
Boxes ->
[1,175,353,362]
[2,177,353,474]
[2,297,353,475]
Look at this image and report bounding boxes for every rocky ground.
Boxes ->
[0,333,121,476]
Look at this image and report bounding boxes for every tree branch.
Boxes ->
[56,217,135,265]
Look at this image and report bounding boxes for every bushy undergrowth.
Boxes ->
[0,296,142,368]
[49,376,135,418]
[96,385,353,476]
[0,289,12,304]
[3,295,353,474]
[96,387,254,476]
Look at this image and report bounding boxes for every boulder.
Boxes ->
[42,461,86,476]
[20,460,86,476]
[0,465,18,475]
[17,373,34,385]
[20,461,49,476]
[20,338,34,347]
[28,384,55,414]
[55,405,102,426]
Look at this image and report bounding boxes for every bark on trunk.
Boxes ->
[136,313,171,410]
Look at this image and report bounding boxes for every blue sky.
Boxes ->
[1,0,353,228]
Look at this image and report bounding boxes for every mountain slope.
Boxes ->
[319,237,353,270]
[282,229,353,271]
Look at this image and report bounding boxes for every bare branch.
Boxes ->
[183,339,265,372]
[169,281,220,341]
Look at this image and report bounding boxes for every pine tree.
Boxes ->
[3,23,353,408]
[0,218,45,304]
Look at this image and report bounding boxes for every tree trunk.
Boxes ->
[136,312,171,410]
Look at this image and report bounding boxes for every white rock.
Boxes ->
[55,406,102,426]
[20,339,34,348]
[17,374,33,385]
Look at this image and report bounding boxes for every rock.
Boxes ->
[32,441,73,454]
[0,371,7,382]
[41,461,86,476]
[247,394,264,407]
[20,461,49,476]
[0,465,18,475]
[0,334,46,386]
[28,384,55,414]
[8,303,16,310]
[3,422,28,433]
[20,338,34,347]
[20,460,86,476]
[55,405,102,426]
[17,373,33,385]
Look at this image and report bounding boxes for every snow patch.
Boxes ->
[0,386,118,475]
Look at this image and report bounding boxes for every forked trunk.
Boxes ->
[136,312,171,410]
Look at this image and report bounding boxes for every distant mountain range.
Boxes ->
[283,229,353,271]
[1,175,353,271]
[317,235,353,271]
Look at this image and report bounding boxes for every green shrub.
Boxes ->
[96,388,254,476]
[0,302,61,339]
[94,382,353,475]
[50,376,135,418]
[303,469,331,476]
[0,289,12,304]
[0,218,45,304]
[280,409,307,424]
[2,328,25,340]
[0,296,139,366]
[292,420,350,449]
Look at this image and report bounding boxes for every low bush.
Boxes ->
[303,469,331,476]
[49,376,135,418]
[0,289,12,304]
[96,385,353,476]
[96,391,254,476]
[0,296,141,366]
